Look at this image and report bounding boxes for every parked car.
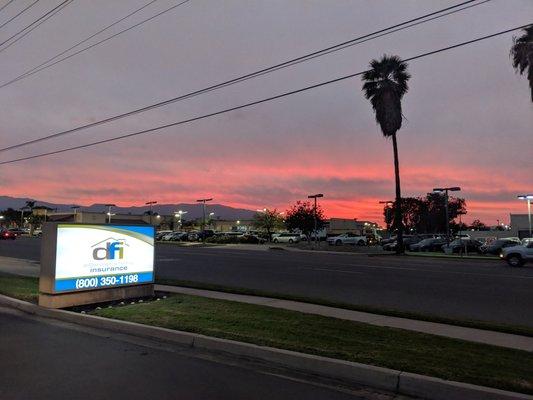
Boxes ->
[156,230,173,241]
[189,230,216,241]
[480,238,521,255]
[382,235,422,251]
[272,233,300,244]
[500,241,533,267]
[522,238,533,246]
[409,237,447,252]
[442,239,483,254]
[327,233,367,246]
[8,228,26,236]
[0,228,16,240]
[239,234,266,244]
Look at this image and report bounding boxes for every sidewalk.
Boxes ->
[156,284,533,352]
[1,255,532,352]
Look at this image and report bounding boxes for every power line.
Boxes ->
[0,0,16,14]
[0,0,489,152]
[1,22,530,166]
[3,0,160,77]
[0,0,39,30]
[0,0,191,88]
[2,0,480,90]
[0,0,71,50]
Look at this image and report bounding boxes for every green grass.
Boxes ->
[0,273,38,303]
[155,278,533,337]
[405,251,499,261]
[93,294,533,394]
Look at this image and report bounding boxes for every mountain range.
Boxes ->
[0,196,256,220]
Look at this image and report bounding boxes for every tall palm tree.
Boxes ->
[510,26,533,102]
[362,55,410,254]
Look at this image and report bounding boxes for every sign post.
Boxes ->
[39,223,155,308]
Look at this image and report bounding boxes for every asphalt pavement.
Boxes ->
[2,237,532,326]
[0,306,390,400]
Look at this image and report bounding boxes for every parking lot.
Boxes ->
[1,237,532,327]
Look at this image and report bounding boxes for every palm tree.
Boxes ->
[510,26,533,102]
[362,55,410,254]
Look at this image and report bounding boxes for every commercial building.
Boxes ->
[509,214,532,239]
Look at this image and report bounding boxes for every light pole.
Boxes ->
[379,200,394,236]
[145,201,157,225]
[174,210,188,230]
[433,187,461,246]
[196,198,213,231]
[308,194,324,244]
[20,206,29,228]
[518,194,533,238]
[105,204,115,224]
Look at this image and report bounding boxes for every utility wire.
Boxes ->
[0,0,39,30]
[0,0,489,152]
[3,0,159,77]
[0,0,16,14]
[0,0,71,50]
[0,22,530,166]
[2,0,479,89]
[0,0,190,88]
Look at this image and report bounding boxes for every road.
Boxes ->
[0,306,388,400]
[2,237,533,326]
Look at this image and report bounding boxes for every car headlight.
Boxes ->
[499,253,504,258]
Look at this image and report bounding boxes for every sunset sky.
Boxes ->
[0,0,531,224]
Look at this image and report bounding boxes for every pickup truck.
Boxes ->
[327,233,367,246]
[500,241,533,267]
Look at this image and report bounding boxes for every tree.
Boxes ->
[252,209,284,240]
[385,194,466,234]
[469,219,489,231]
[362,55,410,254]
[284,201,325,238]
[510,26,533,102]
[0,208,23,227]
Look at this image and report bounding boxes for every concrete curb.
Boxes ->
[1,294,531,400]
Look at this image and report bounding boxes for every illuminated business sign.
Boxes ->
[53,224,154,293]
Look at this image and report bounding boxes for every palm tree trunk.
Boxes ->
[392,133,404,254]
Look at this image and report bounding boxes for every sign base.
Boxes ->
[38,284,154,309]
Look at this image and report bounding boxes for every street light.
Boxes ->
[308,194,324,244]
[433,187,461,245]
[174,210,188,229]
[517,194,533,238]
[145,201,157,225]
[105,204,115,224]
[196,198,213,231]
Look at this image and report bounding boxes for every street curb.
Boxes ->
[0,294,531,400]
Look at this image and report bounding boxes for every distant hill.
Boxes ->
[0,196,256,220]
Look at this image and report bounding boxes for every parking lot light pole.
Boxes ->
[196,198,213,231]
[433,187,461,246]
[145,201,157,225]
[174,210,187,229]
[308,194,324,244]
[105,204,115,224]
[517,195,533,238]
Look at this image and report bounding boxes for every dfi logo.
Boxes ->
[91,238,127,260]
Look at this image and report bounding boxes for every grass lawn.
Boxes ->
[0,273,38,303]
[0,273,531,394]
[94,294,533,394]
[155,278,533,337]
